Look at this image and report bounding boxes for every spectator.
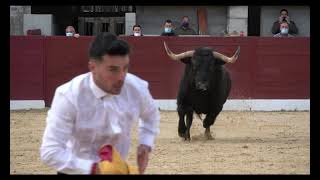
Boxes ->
[175,16,197,35]
[132,24,143,36]
[65,26,80,38]
[273,21,295,37]
[272,9,298,35]
[161,19,176,36]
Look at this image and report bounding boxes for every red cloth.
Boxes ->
[91,144,113,174]
[99,145,113,162]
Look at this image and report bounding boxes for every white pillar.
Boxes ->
[125,13,136,35]
[10,6,31,35]
[227,6,248,36]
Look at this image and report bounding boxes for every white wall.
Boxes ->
[23,14,54,35]
[10,6,31,35]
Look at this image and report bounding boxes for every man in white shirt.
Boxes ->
[40,32,160,174]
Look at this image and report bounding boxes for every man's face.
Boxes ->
[164,22,173,29]
[66,27,75,34]
[182,17,189,23]
[280,10,288,18]
[280,23,289,29]
[280,22,289,35]
[133,27,141,34]
[89,54,129,95]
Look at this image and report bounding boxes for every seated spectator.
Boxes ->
[273,21,295,37]
[175,16,197,35]
[161,19,176,36]
[65,26,80,38]
[131,24,143,36]
[272,8,298,35]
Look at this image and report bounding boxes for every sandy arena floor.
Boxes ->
[10,109,310,174]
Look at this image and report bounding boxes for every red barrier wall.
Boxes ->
[10,36,310,107]
[10,36,45,100]
[44,36,95,107]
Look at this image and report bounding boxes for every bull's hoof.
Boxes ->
[178,132,185,138]
[178,128,186,138]
[205,128,215,140]
[205,133,214,140]
[178,132,189,141]
[184,132,191,141]
[184,136,191,141]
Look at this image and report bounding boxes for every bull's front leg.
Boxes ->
[177,106,187,138]
[204,127,213,140]
[203,104,223,140]
[184,111,193,141]
[203,113,217,140]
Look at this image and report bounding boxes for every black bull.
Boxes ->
[163,42,240,141]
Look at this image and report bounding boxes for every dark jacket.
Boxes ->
[161,31,176,36]
[174,26,197,35]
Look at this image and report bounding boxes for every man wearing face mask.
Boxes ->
[272,9,298,35]
[131,24,143,36]
[65,26,80,38]
[161,19,176,36]
[273,21,294,37]
[174,16,197,35]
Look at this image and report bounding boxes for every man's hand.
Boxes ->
[137,144,151,174]
[74,33,80,38]
[278,16,283,23]
[285,16,290,24]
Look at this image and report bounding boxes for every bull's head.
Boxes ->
[164,41,240,91]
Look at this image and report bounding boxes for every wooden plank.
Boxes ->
[197,7,208,35]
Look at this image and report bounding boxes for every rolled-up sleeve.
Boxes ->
[40,90,94,174]
[138,84,160,150]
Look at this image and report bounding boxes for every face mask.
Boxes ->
[182,21,189,28]
[66,32,74,37]
[133,32,141,36]
[164,27,172,33]
[280,28,288,34]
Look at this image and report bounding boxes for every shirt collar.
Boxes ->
[89,72,111,99]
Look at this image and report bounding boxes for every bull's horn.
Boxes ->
[163,41,194,61]
[213,46,240,63]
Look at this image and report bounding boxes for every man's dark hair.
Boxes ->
[280,9,288,14]
[182,16,189,20]
[164,19,172,24]
[89,32,130,61]
[132,24,141,30]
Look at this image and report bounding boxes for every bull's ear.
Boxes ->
[180,57,192,64]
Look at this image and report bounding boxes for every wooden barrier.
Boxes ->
[10,36,310,107]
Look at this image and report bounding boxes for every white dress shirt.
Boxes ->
[40,72,160,174]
